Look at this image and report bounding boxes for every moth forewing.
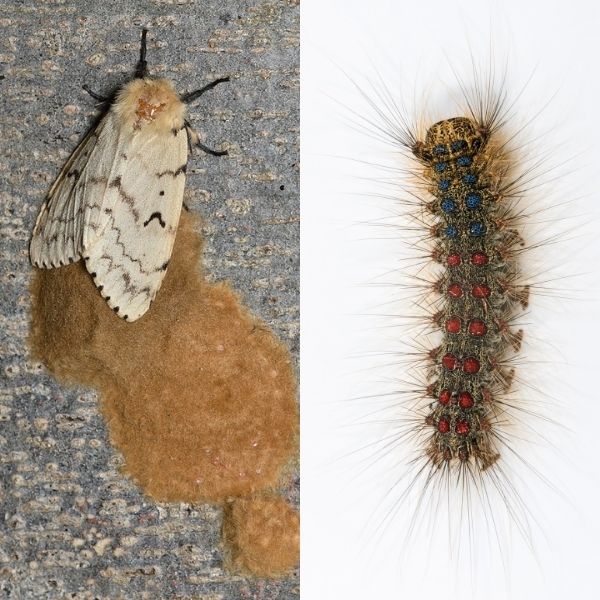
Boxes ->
[82,89,189,321]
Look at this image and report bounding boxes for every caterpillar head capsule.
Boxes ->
[412,117,489,163]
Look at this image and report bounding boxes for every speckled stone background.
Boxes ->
[0,1,299,598]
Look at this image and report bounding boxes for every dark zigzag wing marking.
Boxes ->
[86,211,174,320]
[156,164,187,177]
[108,176,141,222]
[88,210,174,278]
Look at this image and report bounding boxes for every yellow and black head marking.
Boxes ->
[413,116,489,163]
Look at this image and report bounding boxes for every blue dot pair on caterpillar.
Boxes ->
[444,222,487,238]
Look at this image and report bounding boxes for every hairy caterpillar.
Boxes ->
[410,111,528,480]
[302,2,600,595]
[29,28,228,321]
[329,68,544,556]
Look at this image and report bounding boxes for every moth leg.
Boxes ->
[82,85,110,103]
[181,77,230,104]
[184,121,228,157]
[196,141,228,157]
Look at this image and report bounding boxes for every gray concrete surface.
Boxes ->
[0,1,299,598]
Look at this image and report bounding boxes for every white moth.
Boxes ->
[30,29,228,322]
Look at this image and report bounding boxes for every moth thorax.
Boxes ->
[416,116,486,162]
[116,77,186,133]
[136,97,167,122]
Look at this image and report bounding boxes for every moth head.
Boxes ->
[115,78,187,133]
[412,117,488,163]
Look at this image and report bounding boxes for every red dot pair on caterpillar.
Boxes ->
[445,317,487,336]
[437,417,470,435]
[446,251,489,266]
[441,353,480,374]
[447,283,491,299]
[438,389,474,409]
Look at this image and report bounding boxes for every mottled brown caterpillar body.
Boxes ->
[413,115,528,473]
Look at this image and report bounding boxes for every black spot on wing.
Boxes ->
[143,212,166,228]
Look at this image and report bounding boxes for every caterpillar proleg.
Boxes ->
[29,29,229,321]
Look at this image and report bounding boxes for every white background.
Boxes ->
[301,1,600,599]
